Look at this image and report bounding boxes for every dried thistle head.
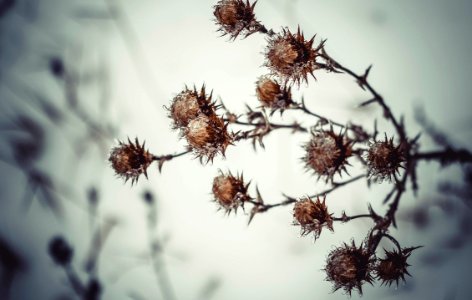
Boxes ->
[265,27,322,85]
[168,85,216,129]
[108,138,154,184]
[212,170,251,213]
[325,241,375,296]
[293,196,333,239]
[366,135,406,182]
[303,129,353,182]
[255,76,293,113]
[213,0,261,40]
[185,114,233,163]
[375,247,418,286]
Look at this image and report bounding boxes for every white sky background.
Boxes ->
[1,0,472,299]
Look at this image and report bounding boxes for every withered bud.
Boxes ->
[108,138,154,184]
[185,114,232,163]
[375,247,418,287]
[169,85,216,129]
[293,196,333,239]
[303,130,353,181]
[366,135,406,182]
[256,76,293,113]
[212,170,251,213]
[49,236,73,266]
[213,0,261,40]
[265,27,322,85]
[325,241,375,296]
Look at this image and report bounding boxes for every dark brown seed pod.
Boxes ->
[293,196,333,239]
[325,241,375,296]
[265,27,322,85]
[303,129,353,182]
[255,76,293,114]
[212,170,251,213]
[366,135,406,182]
[375,247,418,287]
[213,0,262,40]
[108,138,154,184]
[184,114,233,163]
[168,85,216,129]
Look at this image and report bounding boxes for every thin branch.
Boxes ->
[412,148,472,164]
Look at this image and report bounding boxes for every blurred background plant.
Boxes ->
[1,0,472,299]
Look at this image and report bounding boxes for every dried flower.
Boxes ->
[375,247,417,286]
[293,196,333,239]
[255,76,293,113]
[185,114,232,163]
[303,130,353,181]
[49,236,73,266]
[168,85,216,129]
[325,241,375,296]
[108,138,154,184]
[212,170,251,213]
[213,0,261,40]
[366,135,405,182]
[265,27,322,85]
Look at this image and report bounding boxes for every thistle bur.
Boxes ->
[366,135,406,182]
[185,114,232,163]
[255,76,293,114]
[375,247,419,287]
[108,138,154,184]
[265,27,323,85]
[325,241,375,296]
[168,85,216,129]
[303,129,353,182]
[292,196,333,239]
[213,0,262,40]
[212,170,251,213]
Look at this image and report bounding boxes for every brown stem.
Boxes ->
[320,52,406,141]
[413,148,472,164]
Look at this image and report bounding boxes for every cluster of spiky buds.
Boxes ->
[325,241,375,296]
[292,196,333,239]
[169,85,232,162]
[303,129,353,181]
[366,135,406,182]
[213,0,262,40]
[108,138,154,184]
[212,170,251,213]
[375,247,416,286]
[255,76,293,114]
[265,27,323,85]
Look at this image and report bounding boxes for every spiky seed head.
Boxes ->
[303,130,353,182]
[375,247,416,287]
[366,135,406,182]
[108,138,154,184]
[169,85,216,129]
[293,196,333,239]
[212,170,251,213]
[213,0,261,40]
[256,76,293,113]
[265,27,321,85]
[185,114,232,163]
[325,241,375,296]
